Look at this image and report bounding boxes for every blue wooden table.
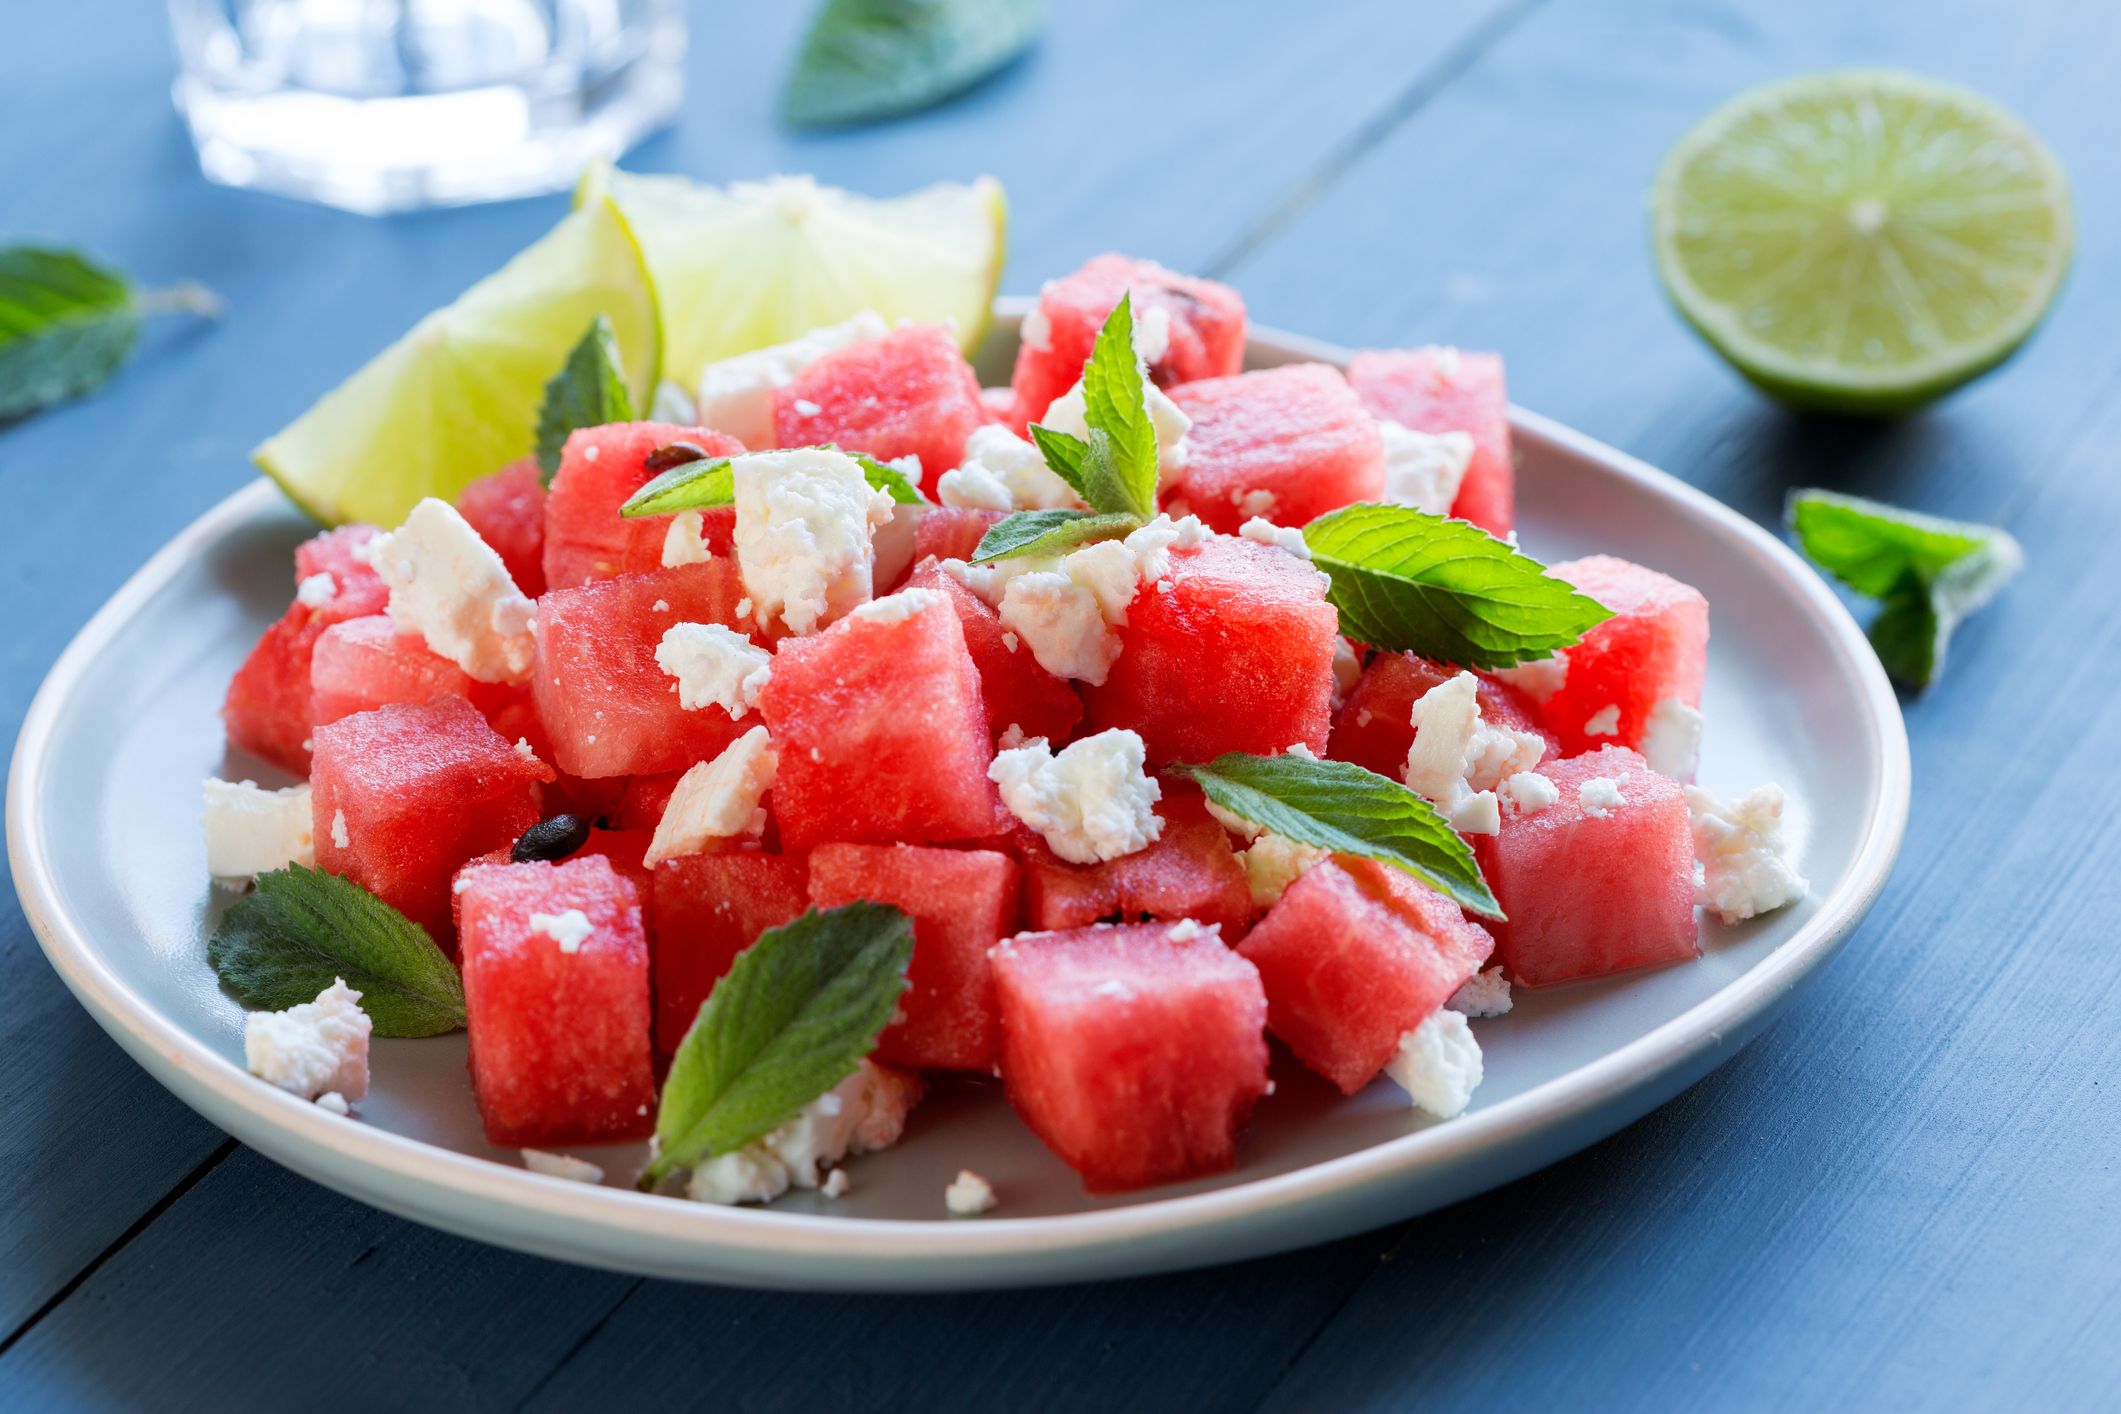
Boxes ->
[4,1,2117,1407]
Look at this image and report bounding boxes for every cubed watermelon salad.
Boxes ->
[203,251,1809,1215]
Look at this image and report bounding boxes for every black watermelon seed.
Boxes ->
[644,441,711,472]
[512,814,592,863]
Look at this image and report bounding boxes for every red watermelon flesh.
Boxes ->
[531,561,756,779]
[760,588,998,850]
[1533,556,1709,757]
[613,770,684,831]
[1479,746,1697,987]
[650,851,808,1055]
[309,615,476,726]
[1019,785,1255,937]
[310,697,551,946]
[1328,652,1556,781]
[542,423,744,590]
[906,563,1082,744]
[914,507,1005,565]
[1236,857,1494,1094]
[1008,254,1247,426]
[991,921,1270,1192]
[457,855,657,1146]
[771,323,984,484]
[1166,364,1385,533]
[808,842,1020,1071]
[1347,347,1515,537]
[1084,536,1337,764]
[455,457,548,597]
[294,524,387,592]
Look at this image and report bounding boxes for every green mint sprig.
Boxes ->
[535,314,635,482]
[1174,752,1502,919]
[1301,504,1611,669]
[207,866,466,1037]
[971,508,1141,562]
[1024,293,1159,520]
[0,245,219,424]
[641,902,913,1189]
[781,0,1044,130]
[619,446,924,518]
[1787,488,2022,689]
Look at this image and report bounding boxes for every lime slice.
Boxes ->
[581,167,1007,389]
[1652,71,2071,414]
[255,194,660,526]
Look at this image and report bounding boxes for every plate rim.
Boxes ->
[6,308,1911,1289]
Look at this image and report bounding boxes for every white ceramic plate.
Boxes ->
[6,306,1909,1291]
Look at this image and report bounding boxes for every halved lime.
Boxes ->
[581,167,1007,390]
[255,194,660,526]
[1652,71,2071,414]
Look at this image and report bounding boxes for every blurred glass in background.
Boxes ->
[168,0,684,214]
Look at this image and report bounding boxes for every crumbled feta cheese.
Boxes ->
[1165,918,1217,942]
[1404,672,1545,836]
[937,424,1083,511]
[1236,488,1278,519]
[645,726,778,865]
[244,978,371,1101]
[1376,420,1475,515]
[1240,517,1311,560]
[1578,777,1626,818]
[315,1091,351,1116]
[648,378,698,424]
[1285,742,1318,760]
[1133,302,1172,365]
[985,514,1207,684]
[368,498,536,683]
[652,599,670,613]
[329,810,349,850]
[821,1167,851,1198]
[1499,771,1559,816]
[661,509,713,567]
[694,310,888,446]
[530,908,594,954]
[654,622,772,716]
[295,571,337,608]
[996,568,1118,683]
[687,1061,918,1205]
[1041,373,1192,471]
[1240,833,1330,906]
[513,737,539,763]
[1019,302,1052,351]
[1493,653,1567,704]
[1386,1007,1483,1118]
[990,729,1163,864]
[686,1147,791,1205]
[945,1169,998,1217]
[201,779,314,885]
[1583,703,1622,737]
[1331,637,1363,711]
[1424,345,1464,377]
[1448,967,1513,1018]
[731,449,895,636]
[791,398,822,417]
[1205,797,1264,840]
[848,586,942,624]
[522,1149,605,1183]
[1120,513,1209,580]
[1641,697,1704,779]
[1686,783,1807,922]
[997,723,1031,751]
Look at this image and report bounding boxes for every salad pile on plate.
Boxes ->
[201,231,1806,1211]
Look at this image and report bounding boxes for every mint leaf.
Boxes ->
[0,246,218,424]
[849,451,929,505]
[1302,504,1611,668]
[1787,488,2022,689]
[207,866,465,1037]
[535,314,634,482]
[1077,294,1159,518]
[781,0,1044,129]
[619,446,922,517]
[1174,753,1501,919]
[641,902,913,1188]
[972,509,1141,563]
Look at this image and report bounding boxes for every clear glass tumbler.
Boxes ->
[168,0,685,214]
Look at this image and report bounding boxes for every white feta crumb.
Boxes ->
[244,978,371,1101]
[937,424,1083,511]
[1641,697,1704,779]
[513,737,539,763]
[1331,637,1363,711]
[522,1149,605,1183]
[1448,967,1513,1018]
[652,599,670,613]
[990,513,1207,684]
[530,908,594,954]
[329,809,350,850]
[1240,516,1312,560]
[661,509,714,568]
[1133,302,1172,365]
[990,728,1163,864]
[732,448,895,636]
[201,779,314,885]
[694,310,887,446]
[1424,345,1465,376]
[997,723,1031,750]
[649,377,698,424]
[368,498,535,683]
[295,571,337,608]
[791,398,822,417]
[1042,371,1192,471]
[849,586,942,624]
[1493,654,1567,704]
[1019,301,1052,351]
[1583,703,1622,737]
[315,1091,351,1116]
[1499,770,1560,817]
[645,726,778,865]
[1237,488,1278,519]
[821,1167,851,1199]
[1285,742,1318,760]
[945,1169,998,1217]
[1404,672,1545,836]
[655,621,773,716]
[1240,833,1330,907]
[687,1061,917,1205]
[1205,797,1264,840]
[1376,419,1475,515]
[1165,919,1218,943]
[1386,1008,1483,1118]
[1686,783,1807,922]
[1578,777,1626,818]
[735,596,754,619]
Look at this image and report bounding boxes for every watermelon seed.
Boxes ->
[644,441,711,472]
[512,814,592,864]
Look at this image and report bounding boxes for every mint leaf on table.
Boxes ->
[1787,488,2023,689]
[207,866,465,1038]
[1302,504,1612,669]
[619,446,922,517]
[0,245,218,423]
[641,902,913,1189]
[972,508,1141,563]
[1025,295,1160,520]
[781,0,1044,129]
[534,314,634,482]
[1174,753,1502,919]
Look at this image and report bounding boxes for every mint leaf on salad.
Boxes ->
[1302,504,1612,669]
[781,0,1044,130]
[1787,488,2022,688]
[642,902,914,1189]
[619,446,923,518]
[535,314,634,482]
[1175,753,1502,919]
[207,866,466,1037]
[972,508,1141,563]
[0,245,218,424]
[1025,294,1160,520]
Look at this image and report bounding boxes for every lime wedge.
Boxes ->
[581,167,1007,389]
[255,194,660,526]
[1652,71,2071,414]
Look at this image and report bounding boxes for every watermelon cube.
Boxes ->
[992,921,1270,1192]
[294,524,390,592]
[1328,652,1556,781]
[771,323,985,484]
[457,855,657,1146]
[1019,785,1255,937]
[310,697,551,944]
[612,770,683,831]
[651,851,808,1055]
[914,507,1005,566]
[1347,347,1515,537]
[1167,364,1385,533]
[531,561,756,779]
[808,842,1020,1071]
[1084,536,1338,763]
[906,563,1082,744]
[1533,555,1710,757]
[1008,254,1247,426]
[309,615,476,727]
[1480,745,1697,987]
[454,457,548,597]
[1236,858,1494,1094]
[542,423,744,590]
[760,586,998,850]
